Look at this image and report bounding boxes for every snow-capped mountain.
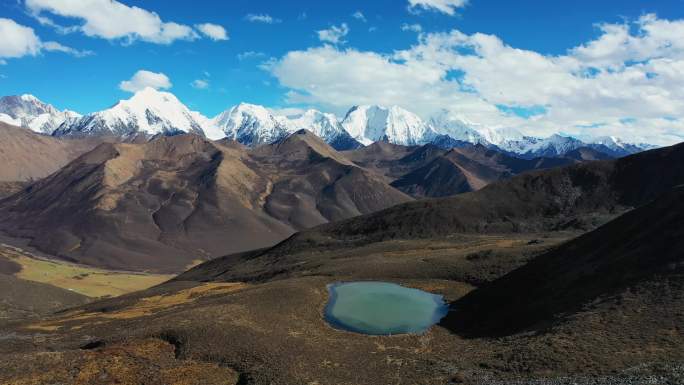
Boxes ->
[211,104,361,150]
[450,124,653,159]
[1,89,656,158]
[492,133,586,159]
[471,127,591,159]
[587,136,656,157]
[0,94,80,134]
[429,110,488,145]
[517,134,587,158]
[53,87,206,138]
[341,105,436,146]
[210,103,290,146]
[283,110,361,150]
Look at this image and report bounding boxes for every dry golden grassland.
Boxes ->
[0,243,173,298]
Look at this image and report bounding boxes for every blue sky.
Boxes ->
[1,0,684,144]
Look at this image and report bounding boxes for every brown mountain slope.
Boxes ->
[565,146,614,161]
[0,122,100,182]
[0,135,288,272]
[246,130,413,229]
[443,185,684,337]
[342,141,434,182]
[0,131,411,272]
[391,145,578,198]
[315,142,684,243]
[176,143,683,284]
[390,156,479,197]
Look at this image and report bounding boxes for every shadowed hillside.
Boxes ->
[443,185,684,337]
[316,142,684,242]
[0,273,90,323]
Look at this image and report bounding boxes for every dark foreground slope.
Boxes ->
[5,194,682,384]
[0,245,89,322]
[444,185,684,337]
[0,131,411,272]
[0,273,90,323]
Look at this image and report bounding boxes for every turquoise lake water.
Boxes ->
[324,281,449,335]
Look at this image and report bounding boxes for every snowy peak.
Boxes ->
[0,94,56,116]
[123,86,182,108]
[54,87,206,138]
[0,94,80,134]
[428,110,488,145]
[586,135,654,157]
[526,134,585,157]
[341,105,435,146]
[212,102,289,146]
[285,109,361,150]
[287,109,340,137]
[212,105,361,150]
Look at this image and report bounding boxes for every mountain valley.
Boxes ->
[0,93,681,385]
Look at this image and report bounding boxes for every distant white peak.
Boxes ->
[286,109,346,140]
[477,126,526,145]
[64,110,82,118]
[289,109,338,124]
[215,103,278,127]
[592,135,625,147]
[0,93,75,134]
[341,104,433,146]
[429,110,488,144]
[122,87,182,107]
[19,94,40,102]
[212,102,290,145]
[233,102,274,117]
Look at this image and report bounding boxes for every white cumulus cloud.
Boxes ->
[195,23,228,41]
[24,0,224,45]
[42,41,93,57]
[317,23,349,45]
[0,18,91,61]
[0,18,42,59]
[119,70,172,93]
[408,0,469,16]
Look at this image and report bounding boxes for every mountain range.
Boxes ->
[0,124,600,272]
[0,94,80,134]
[178,141,684,283]
[0,130,411,272]
[0,88,654,157]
